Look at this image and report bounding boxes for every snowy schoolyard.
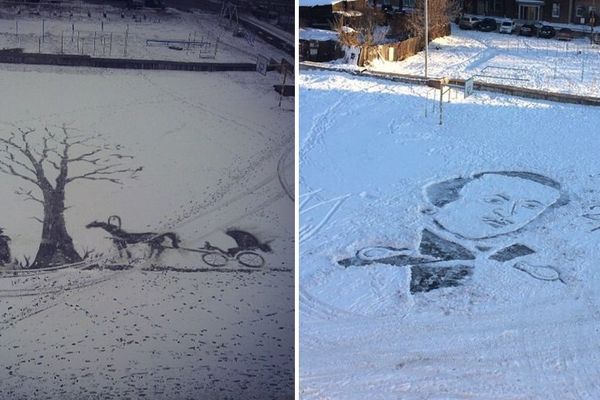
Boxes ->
[300,69,600,399]
[0,3,291,64]
[330,24,600,97]
[0,62,294,398]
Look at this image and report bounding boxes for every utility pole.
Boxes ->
[424,0,429,79]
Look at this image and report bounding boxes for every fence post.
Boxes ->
[124,25,128,57]
[439,87,443,125]
[278,62,287,108]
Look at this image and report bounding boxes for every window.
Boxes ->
[576,6,584,17]
[552,3,560,18]
[403,0,415,7]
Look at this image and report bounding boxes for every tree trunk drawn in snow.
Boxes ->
[0,126,140,269]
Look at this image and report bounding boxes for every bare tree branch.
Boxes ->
[0,125,140,192]
[15,187,43,204]
[406,0,459,38]
[0,158,40,187]
[68,148,103,163]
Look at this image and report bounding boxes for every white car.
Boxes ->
[499,20,516,34]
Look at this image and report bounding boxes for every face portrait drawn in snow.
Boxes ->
[338,171,569,293]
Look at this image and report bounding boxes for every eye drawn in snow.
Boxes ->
[338,171,568,293]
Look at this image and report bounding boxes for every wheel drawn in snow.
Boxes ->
[202,253,228,267]
[236,251,265,268]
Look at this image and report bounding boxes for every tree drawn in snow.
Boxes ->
[0,126,141,269]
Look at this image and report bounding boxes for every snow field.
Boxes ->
[0,62,294,398]
[300,69,600,399]
[350,25,600,97]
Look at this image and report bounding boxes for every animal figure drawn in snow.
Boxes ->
[86,215,180,259]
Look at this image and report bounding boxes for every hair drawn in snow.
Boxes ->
[338,171,568,293]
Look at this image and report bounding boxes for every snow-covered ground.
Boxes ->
[0,63,294,398]
[300,69,600,399]
[0,4,290,63]
[332,24,600,97]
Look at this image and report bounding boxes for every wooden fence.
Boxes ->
[358,24,451,66]
[0,48,259,72]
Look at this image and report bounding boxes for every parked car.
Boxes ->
[538,25,556,38]
[477,18,498,32]
[499,20,516,34]
[556,28,573,41]
[459,16,480,30]
[519,24,538,37]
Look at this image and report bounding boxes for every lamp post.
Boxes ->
[424,0,429,78]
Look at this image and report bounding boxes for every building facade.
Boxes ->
[463,0,598,24]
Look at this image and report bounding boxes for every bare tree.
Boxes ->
[406,0,458,39]
[331,3,388,47]
[0,126,140,269]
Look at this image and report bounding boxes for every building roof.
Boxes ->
[299,0,357,6]
[299,28,339,41]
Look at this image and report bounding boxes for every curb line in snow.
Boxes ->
[300,61,600,107]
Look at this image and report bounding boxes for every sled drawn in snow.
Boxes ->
[177,230,272,268]
[86,215,180,259]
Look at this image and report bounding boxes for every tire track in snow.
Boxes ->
[300,93,345,166]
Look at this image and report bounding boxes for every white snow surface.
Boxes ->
[300,69,600,399]
[335,24,600,97]
[0,64,294,398]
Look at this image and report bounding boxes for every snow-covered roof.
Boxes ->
[300,28,339,41]
[300,0,357,6]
